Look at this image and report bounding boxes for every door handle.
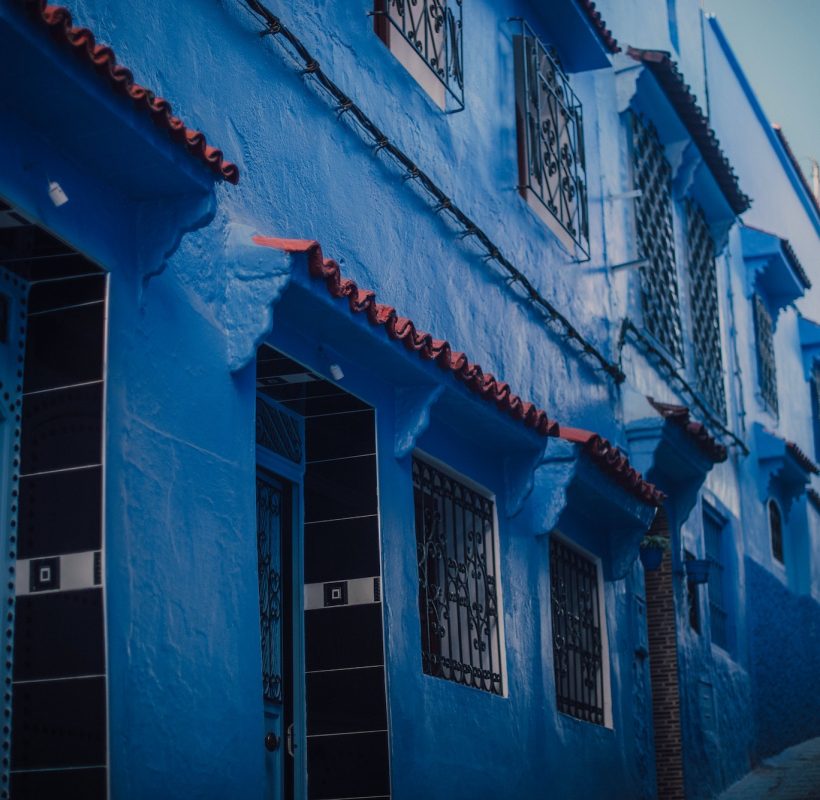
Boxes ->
[286,723,295,758]
[264,732,280,752]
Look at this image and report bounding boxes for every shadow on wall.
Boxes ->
[746,558,820,761]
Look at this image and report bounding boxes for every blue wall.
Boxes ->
[0,0,818,797]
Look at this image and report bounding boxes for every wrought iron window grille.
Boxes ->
[703,505,728,651]
[685,200,727,421]
[550,535,606,725]
[374,0,464,111]
[753,293,778,415]
[257,474,284,703]
[630,113,685,364]
[811,362,820,461]
[514,20,589,258]
[685,551,701,634]
[412,457,504,695]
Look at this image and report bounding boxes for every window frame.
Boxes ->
[373,0,464,111]
[548,530,612,728]
[768,497,785,565]
[703,503,729,652]
[753,292,779,416]
[513,19,589,257]
[411,451,507,696]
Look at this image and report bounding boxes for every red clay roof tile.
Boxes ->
[576,0,621,54]
[253,236,663,507]
[626,47,750,215]
[785,440,820,475]
[647,397,728,463]
[23,1,239,184]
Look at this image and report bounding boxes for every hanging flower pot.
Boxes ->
[685,558,711,585]
[639,534,669,571]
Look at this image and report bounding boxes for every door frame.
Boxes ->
[256,393,307,799]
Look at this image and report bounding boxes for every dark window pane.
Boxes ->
[20,383,102,474]
[304,455,378,523]
[306,731,390,800]
[305,515,381,585]
[306,666,387,736]
[13,589,105,681]
[11,767,106,800]
[24,302,104,392]
[10,676,106,770]
[18,466,102,559]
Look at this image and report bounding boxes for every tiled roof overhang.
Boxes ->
[22,1,239,184]
[647,398,728,463]
[808,488,820,513]
[773,124,820,220]
[576,0,620,54]
[559,428,666,506]
[742,225,811,291]
[785,441,820,476]
[627,47,750,215]
[253,236,663,506]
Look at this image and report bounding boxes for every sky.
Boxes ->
[703,0,819,186]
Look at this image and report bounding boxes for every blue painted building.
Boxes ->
[0,1,817,798]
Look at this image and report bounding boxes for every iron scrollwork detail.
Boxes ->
[412,458,503,695]
[514,20,589,256]
[257,477,283,703]
[382,0,464,108]
[550,537,605,725]
[256,397,303,464]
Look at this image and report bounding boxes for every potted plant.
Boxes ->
[684,557,711,584]
[639,534,669,571]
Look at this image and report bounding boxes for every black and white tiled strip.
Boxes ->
[9,270,108,799]
[303,405,391,800]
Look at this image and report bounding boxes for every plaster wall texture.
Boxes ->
[0,0,818,798]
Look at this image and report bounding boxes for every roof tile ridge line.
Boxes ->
[23,0,240,184]
[251,235,561,438]
[772,124,820,220]
[739,223,812,290]
[646,396,728,462]
[574,0,621,54]
[557,427,666,505]
[625,45,750,213]
[240,0,624,384]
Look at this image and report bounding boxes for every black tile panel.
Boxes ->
[20,383,103,474]
[306,666,387,736]
[305,604,385,672]
[13,589,105,682]
[305,409,375,462]
[24,303,104,392]
[306,731,390,800]
[304,455,378,523]
[304,515,381,585]
[10,676,106,770]
[11,766,106,800]
[18,467,102,559]
[27,275,106,314]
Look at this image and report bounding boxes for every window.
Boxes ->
[703,505,728,650]
[631,113,684,363]
[550,535,607,725]
[686,200,727,420]
[811,361,820,461]
[769,499,784,564]
[412,456,504,695]
[374,0,463,111]
[514,20,589,256]
[753,293,778,414]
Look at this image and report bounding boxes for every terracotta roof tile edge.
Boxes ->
[559,427,666,506]
[575,0,621,54]
[808,488,820,512]
[773,124,820,220]
[647,397,728,463]
[626,47,750,215]
[785,440,820,476]
[23,1,239,184]
[252,236,560,438]
[742,225,812,290]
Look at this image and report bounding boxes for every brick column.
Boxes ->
[645,512,686,800]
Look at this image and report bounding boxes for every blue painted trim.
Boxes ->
[706,15,820,234]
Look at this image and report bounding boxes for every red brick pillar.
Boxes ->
[645,510,686,800]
